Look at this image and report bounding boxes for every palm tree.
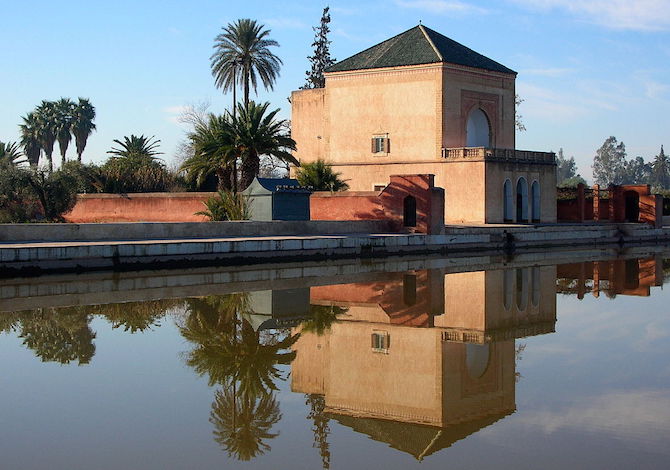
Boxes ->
[211,19,283,107]
[295,159,349,192]
[107,135,163,160]
[71,98,96,162]
[182,113,238,191]
[0,141,25,166]
[35,100,58,172]
[230,101,298,190]
[19,112,42,168]
[54,98,75,166]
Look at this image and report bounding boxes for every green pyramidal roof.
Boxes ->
[326,25,516,75]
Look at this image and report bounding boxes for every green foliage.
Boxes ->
[196,190,252,221]
[18,97,96,168]
[182,102,297,191]
[101,154,172,193]
[300,304,347,336]
[651,145,670,190]
[0,308,95,365]
[556,148,580,184]
[59,161,105,193]
[0,165,78,222]
[54,97,75,166]
[302,7,335,89]
[0,165,41,222]
[0,141,25,166]
[108,134,163,159]
[593,136,627,186]
[71,98,97,162]
[26,168,80,220]
[211,19,283,105]
[558,175,587,188]
[295,159,349,192]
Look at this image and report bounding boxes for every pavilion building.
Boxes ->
[291,25,557,224]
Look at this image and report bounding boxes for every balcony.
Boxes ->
[441,147,556,165]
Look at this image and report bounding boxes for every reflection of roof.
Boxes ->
[329,409,514,461]
[327,25,516,75]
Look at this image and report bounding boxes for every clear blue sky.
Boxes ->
[1,0,668,180]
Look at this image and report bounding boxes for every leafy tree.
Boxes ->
[54,97,75,166]
[71,98,97,162]
[108,134,163,160]
[230,101,298,189]
[0,141,25,166]
[300,304,346,336]
[182,113,238,191]
[183,103,297,191]
[0,165,41,222]
[35,100,58,172]
[592,136,627,186]
[556,148,578,183]
[623,156,652,185]
[19,112,42,167]
[295,159,349,191]
[558,175,587,188]
[302,7,335,89]
[211,19,283,106]
[101,155,172,193]
[26,168,79,220]
[651,145,670,190]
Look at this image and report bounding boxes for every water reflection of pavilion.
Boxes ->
[290,267,557,460]
[557,256,664,298]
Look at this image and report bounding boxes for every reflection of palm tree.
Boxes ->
[301,304,347,336]
[306,394,331,469]
[180,293,300,461]
[210,387,281,461]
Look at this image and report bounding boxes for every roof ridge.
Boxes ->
[418,24,443,62]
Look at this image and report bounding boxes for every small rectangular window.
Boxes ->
[371,135,389,154]
[371,331,390,353]
[373,184,386,192]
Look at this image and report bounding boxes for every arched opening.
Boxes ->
[516,268,529,311]
[531,180,541,222]
[503,179,513,222]
[466,108,491,147]
[516,177,528,223]
[624,191,640,222]
[466,343,490,379]
[503,269,514,311]
[403,195,417,227]
[531,267,541,308]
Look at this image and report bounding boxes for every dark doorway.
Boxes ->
[403,196,417,227]
[624,191,639,222]
[403,274,417,306]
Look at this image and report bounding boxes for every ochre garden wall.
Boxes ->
[65,193,214,223]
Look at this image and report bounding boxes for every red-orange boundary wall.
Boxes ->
[64,174,445,234]
[557,183,662,227]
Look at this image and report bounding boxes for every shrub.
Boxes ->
[101,156,173,193]
[196,190,252,221]
[295,159,349,191]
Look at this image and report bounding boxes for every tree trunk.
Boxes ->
[216,167,233,191]
[239,152,259,191]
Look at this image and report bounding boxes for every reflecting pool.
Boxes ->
[1,248,669,469]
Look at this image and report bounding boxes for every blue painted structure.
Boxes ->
[244,177,312,221]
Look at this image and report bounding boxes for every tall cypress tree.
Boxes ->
[302,7,335,89]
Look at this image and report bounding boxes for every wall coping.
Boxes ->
[76,192,217,199]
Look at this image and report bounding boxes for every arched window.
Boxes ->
[531,181,541,222]
[531,266,541,308]
[503,179,513,222]
[516,177,529,223]
[516,268,529,311]
[503,269,514,311]
[466,108,491,147]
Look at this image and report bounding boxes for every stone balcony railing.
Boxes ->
[441,147,556,164]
